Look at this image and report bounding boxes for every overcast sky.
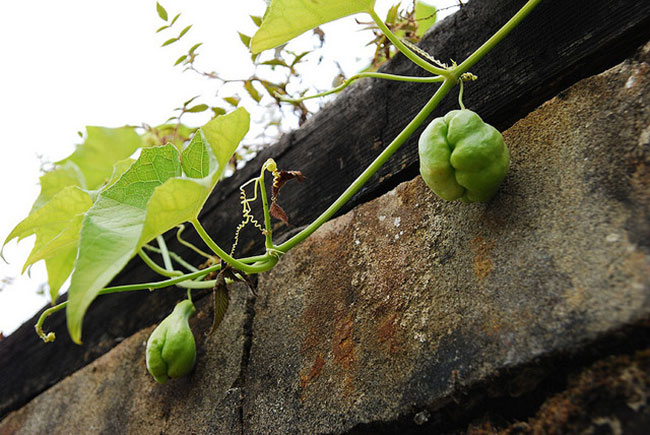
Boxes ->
[0,0,459,336]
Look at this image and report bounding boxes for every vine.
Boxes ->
[4,0,543,383]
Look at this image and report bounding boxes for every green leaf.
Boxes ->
[250,0,376,53]
[290,50,310,67]
[189,42,202,55]
[156,25,169,33]
[170,12,181,26]
[162,37,177,47]
[177,25,192,40]
[174,55,187,66]
[415,1,436,37]
[243,80,262,103]
[238,32,251,49]
[137,108,250,252]
[30,161,85,213]
[156,2,168,21]
[4,186,93,301]
[250,15,263,27]
[66,108,249,344]
[212,107,227,116]
[66,145,182,344]
[386,4,400,24]
[223,96,240,107]
[261,59,289,68]
[180,133,214,179]
[56,126,143,192]
[183,95,200,106]
[186,104,209,113]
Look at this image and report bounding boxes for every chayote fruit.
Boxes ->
[146,299,197,384]
[418,109,509,203]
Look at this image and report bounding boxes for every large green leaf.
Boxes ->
[139,108,249,246]
[66,108,249,344]
[57,126,143,191]
[66,144,182,344]
[250,0,376,54]
[4,186,93,301]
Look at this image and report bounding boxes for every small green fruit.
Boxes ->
[418,109,509,203]
[146,299,197,384]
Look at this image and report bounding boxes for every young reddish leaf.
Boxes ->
[270,202,290,225]
[156,2,168,21]
[272,170,303,200]
[208,273,229,336]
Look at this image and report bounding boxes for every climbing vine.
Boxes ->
[4,0,542,383]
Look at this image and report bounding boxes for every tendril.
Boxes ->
[230,178,265,256]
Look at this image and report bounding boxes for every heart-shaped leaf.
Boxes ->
[66,108,249,343]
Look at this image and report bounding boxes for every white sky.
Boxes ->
[0,1,459,336]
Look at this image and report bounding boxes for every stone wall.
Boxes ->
[1,40,649,434]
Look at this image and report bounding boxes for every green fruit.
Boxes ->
[418,109,509,202]
[146,299,197,384]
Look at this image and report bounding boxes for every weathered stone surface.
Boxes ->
[0,285,251,435]
[242,46,650,433]
[478,347,650,434]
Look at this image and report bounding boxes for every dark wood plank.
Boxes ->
[2,0,650,419]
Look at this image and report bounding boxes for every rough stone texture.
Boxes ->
[0,285,251,435]
[2,44,650,435]
[470,348,650,434]
[242,45,650,433]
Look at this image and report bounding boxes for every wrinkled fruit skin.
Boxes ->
[418,109,509,203]
[146,299,196,384]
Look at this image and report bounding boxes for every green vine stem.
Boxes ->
[35,302,67,342]
[458,79,466,110]
[456,0,543,74]
[259,160,275,249]
[176,224,214,260]
[279,77,456,253]
[279,72,445,103]
[367,8,450,77]
[190,218,276,274]
[138,249,183,278]
[156,235,174,271]
[143,244,200,273]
